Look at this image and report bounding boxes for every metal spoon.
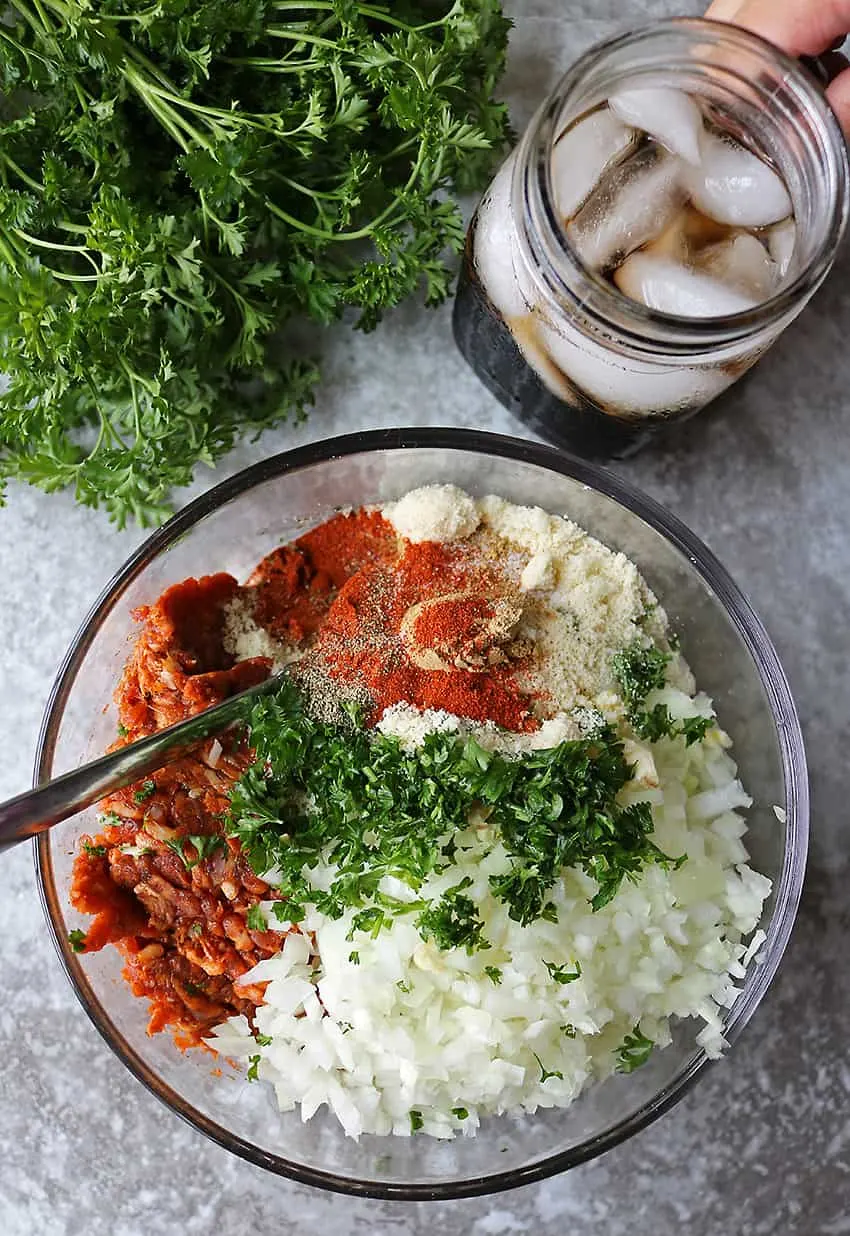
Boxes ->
[0,672,287,852]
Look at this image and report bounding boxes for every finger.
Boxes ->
[826,65,850,138]
[705,0,744,20]
[706,0,850,57]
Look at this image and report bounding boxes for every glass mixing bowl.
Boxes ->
[34,428,808,1200]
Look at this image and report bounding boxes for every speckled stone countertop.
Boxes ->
[2,2,849,1233]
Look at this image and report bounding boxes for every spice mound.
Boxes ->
[68,486,771,1140]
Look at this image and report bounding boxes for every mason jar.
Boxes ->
[453,18,849,460]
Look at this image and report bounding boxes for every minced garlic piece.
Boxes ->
[222,597,300,670]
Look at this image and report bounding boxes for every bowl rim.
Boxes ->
[33,426,809,1201]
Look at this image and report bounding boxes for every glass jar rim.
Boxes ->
[517,17,850,352]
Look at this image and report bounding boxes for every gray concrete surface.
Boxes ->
[1,2,848,1233]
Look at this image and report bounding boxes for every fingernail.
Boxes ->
[704,0,744,21]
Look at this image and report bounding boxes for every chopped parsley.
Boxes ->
[484,965,503,985]
[348,951,360,966]
[452,1107,469,1120]
[679,715,713,746]
[409,1110,424,1133]
[133,779,157,804]
[348,905,390,940]
[615,1024,655,1073]
[560,1023,577,1038]
[273,899,302,924]
[228,681,681,936]
[417,883,489,953]
[68,929,87,953]
[165,834,225,870]
[246,904,266,932]
[613,642,670,713]
[82,842,107,858]
[189,922,204,938]
[613,640,713,746]
[255,1034,273,1047]
[533,1053,564,1084]
[635,702,678,743]
[117,724,129,738]
[543,959,582,984]
[246,1055,261,1082]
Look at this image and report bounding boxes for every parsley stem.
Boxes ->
[12,227,100,268]
[123,67,194,152]
[0,25,52,69]
[265,26,342,50]
[89,374,130,451]
[220,55,322,74]
[0,234,21,272]
[8,0,51,38]
[45,269,101,283]
[271,0,447,34]
[263,142,427,242]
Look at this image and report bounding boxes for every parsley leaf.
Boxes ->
[543,959,582,984]
[615,1024,655,1073]
[409,1109,424,1133]
[679,716,713,746]
[246,904,266,932]
[133,780,157,804]
[68,929,87,953]
[82,842,107,858]
[165,833,225,869]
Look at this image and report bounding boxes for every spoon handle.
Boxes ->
[0,673,283,852]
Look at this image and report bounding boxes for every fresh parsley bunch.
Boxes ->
[0,0,510,524]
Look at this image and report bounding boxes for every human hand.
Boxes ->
[706,0,850,136]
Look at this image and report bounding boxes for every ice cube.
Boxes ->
[766,217,796,281]
[511,315,578,405]
[699,233,778,301]
[550,108,634,220]
[688,134,792,228]
[534,313,731,416]
[615,252,758,317]
[610,86,704,166]
[644,204,728,264]
[567,144,687,271]
[472,152,529,319]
